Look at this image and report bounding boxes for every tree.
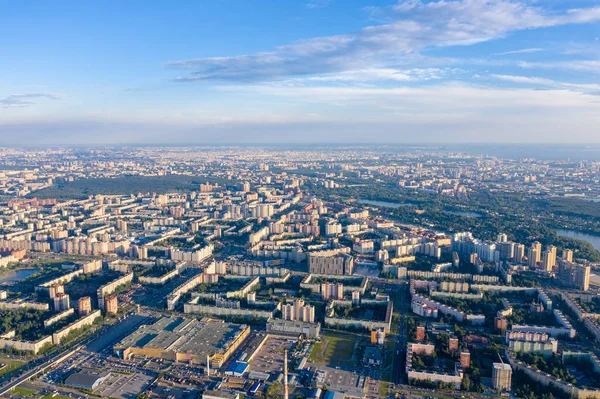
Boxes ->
[462,374,471,391]
[265,382,282,399]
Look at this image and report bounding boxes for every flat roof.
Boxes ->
[115,316,248,357]
[203,390,238,399]
[64,369,109,389]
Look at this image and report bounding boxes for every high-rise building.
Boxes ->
[321,282,344,300]
[542,246,557,272]
[532,241,542,260]
[528,243,541,268]
[77,296,92,316]
[557,260,590,291]
[449,337,459,352]
[527,242,542,268]
[492,363,512,391]
[371,328,385,345]
[310,254,354,276]
[49,284,65,299]
[497,233,508,243]
[562,249,573,262]
[352,291,361,306]
[53,293,70,311]
[498,242,515,261]
[494,317,508,333]
[416,326,425,342]
[324,222,342,237]
[514,244,525,263]
[256,203,274,218]
[105,295,118,314]
[460,351,471,368]
[282,299,315,323]
[247,292,256,305]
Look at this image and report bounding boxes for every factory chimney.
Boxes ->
[206,355,210,376]
[284,349,289,399]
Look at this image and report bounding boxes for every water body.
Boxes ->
[583,198,600,203]
[0,268,40,284]
[358,199,415,208]
[444,210,482,218]
[555,229,600,251]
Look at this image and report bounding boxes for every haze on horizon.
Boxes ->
[1,0,600,145]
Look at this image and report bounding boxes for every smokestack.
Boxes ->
[206,355,210,376]
[284,349,289,399]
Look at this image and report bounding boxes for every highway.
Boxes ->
[0,344,82,397]
[0,313,145,397]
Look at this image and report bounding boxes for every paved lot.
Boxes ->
[249,336,297,376]
[95,372,154,399]
[150,382,199,399]
[320,366,362,392]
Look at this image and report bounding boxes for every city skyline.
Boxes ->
[1,0,600,144]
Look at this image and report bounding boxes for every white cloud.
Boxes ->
[491,74,600,91]
[168,0,600,82]
[215,83,600,112]
[519,60,600,73]
[0,93,60,108]
[284,67,452,83]
[491,74,555,85]
[306,0,333,9]
[493,48,544,56]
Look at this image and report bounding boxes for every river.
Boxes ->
[555,229,600,251]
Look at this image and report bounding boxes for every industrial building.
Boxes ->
[114,316,250,368]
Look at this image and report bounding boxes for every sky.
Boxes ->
[1,0,600,145]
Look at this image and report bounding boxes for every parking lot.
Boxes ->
[249,336,298,376]
[95,372,154,399]
[149,382,199,399]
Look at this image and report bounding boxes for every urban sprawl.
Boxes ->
[0,146,598,399]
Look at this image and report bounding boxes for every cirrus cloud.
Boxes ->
[168,0,600,82]
[0,93,60,108]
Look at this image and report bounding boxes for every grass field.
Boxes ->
[0,357,26,377]
[10,387,36,397]
[309,332,359,366]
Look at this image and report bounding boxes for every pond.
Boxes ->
[444,210,482,218]
[555,229,600,251]
[0,268,40,284]
[357,199,415,208]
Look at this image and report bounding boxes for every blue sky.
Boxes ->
[1,0,599,145]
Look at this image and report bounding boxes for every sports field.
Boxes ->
[309,331,359,366]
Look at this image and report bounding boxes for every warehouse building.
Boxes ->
[114,316,250,368]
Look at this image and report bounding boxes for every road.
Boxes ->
[0,345,82,397]
[0,313,146,397]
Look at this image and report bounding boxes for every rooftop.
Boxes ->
[115,316,248,357]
